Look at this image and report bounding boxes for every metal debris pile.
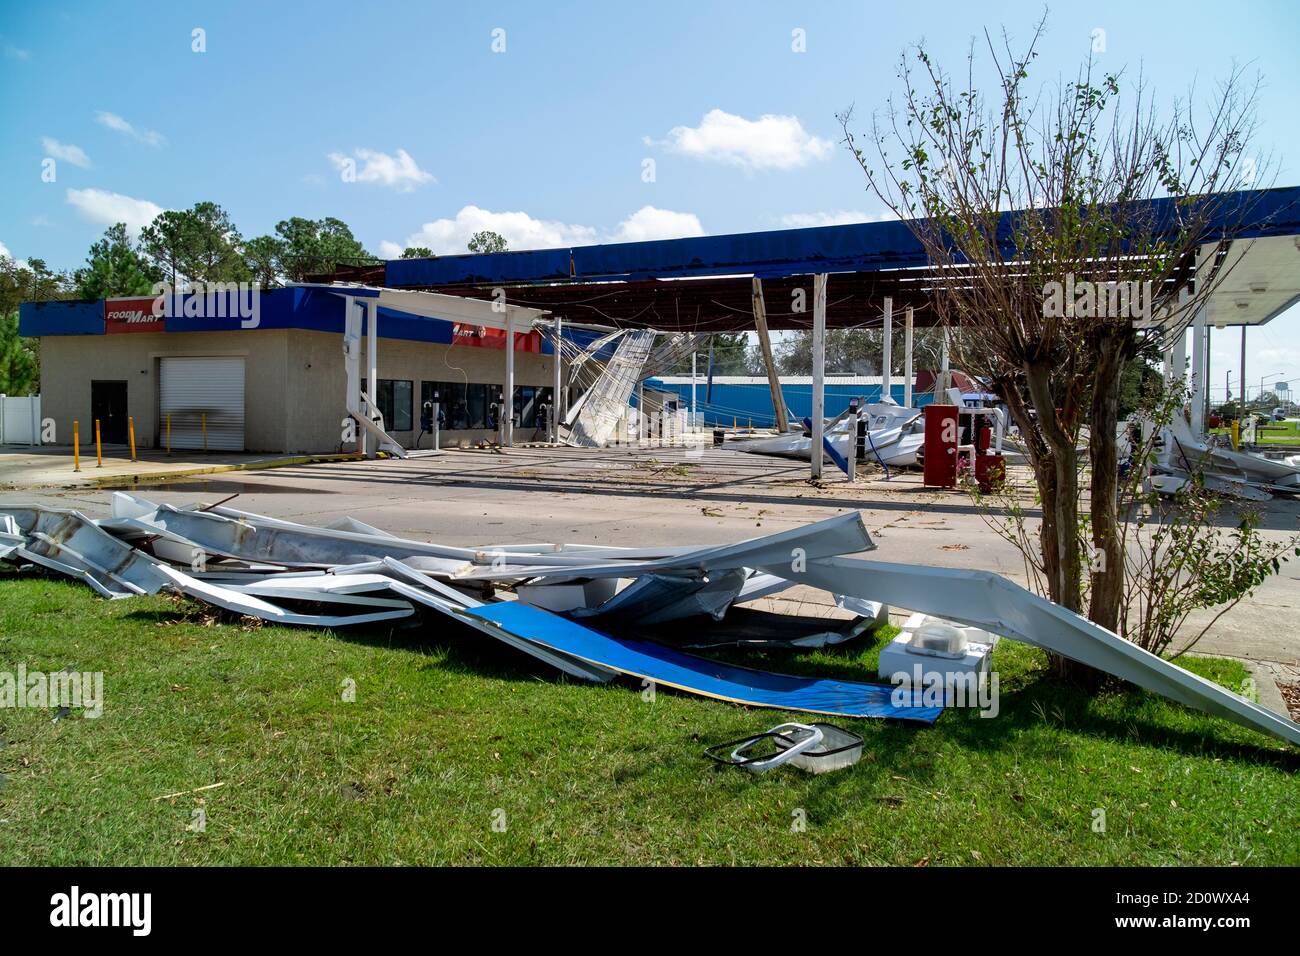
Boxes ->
[2,493,1297,747]
[1152,415,1300,501]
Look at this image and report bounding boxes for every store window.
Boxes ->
[423,381,500,430]
[513,386,554,429]
[376,379,413,432]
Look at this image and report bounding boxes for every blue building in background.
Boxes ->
[641,375,932,427]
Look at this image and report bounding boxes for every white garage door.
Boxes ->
[159,357,245,450]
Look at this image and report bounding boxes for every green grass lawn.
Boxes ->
[1211,419,1300,445]
[1,572,1297,866]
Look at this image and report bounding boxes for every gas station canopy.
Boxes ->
[319,186,1300,333]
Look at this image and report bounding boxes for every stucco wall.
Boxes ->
[37,331,289,451]
[37,329,560,454]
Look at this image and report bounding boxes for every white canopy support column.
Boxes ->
[504,314,515,447]
[690,352,698,429]
[903,306,914,408]
[637,381,645,442]
[810,274,828,480]
[342,295,365,457]
[1190,298,1207,433]
[881,296,893,403]
[1239,326,1248,416]
[1164,287,1190,387]
[340,294,406,459]
[551,315,563,442]
[366,297,378,446]
[1203,323,1213,428]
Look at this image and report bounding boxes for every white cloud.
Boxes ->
[778,210,896,228]
[41,136,91,168]
[611,206,705,243]
[0,240,29,269]
[4,44,31,61]
[648,109,833,171]
[384,204,705,256]
[95,111,166,147]
[65,187,165,237]
[31,215,53,227]
[327,147,435,192]
[1257,346,1300,366]
[392,205,596,255]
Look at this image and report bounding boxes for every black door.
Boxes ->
[90,380,129,444]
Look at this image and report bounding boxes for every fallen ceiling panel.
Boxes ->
[465,601,942,723]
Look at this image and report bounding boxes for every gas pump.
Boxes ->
[539,403,552,443]
[417,397,440,450]
[922,404,960,487]
[922,403,1005,489]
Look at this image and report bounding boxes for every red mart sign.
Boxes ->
[104,297,165,333]
[451,323,542,352]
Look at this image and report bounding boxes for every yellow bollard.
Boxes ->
[201,412,208,452]
[733,415,737,432]
[128,416,137,462]
[94,418,103,467]
[1231,420,1240,451]
[166,414,172,455]
[73,420,80,472]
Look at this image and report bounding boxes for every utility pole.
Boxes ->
[751,278,788,432]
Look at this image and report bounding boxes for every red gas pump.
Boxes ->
[923,404,960,488]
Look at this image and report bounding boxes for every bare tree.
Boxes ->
[841,14,1270,676]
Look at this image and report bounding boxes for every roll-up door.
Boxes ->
[158,356,245,450]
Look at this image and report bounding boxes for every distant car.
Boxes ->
[1273,407,1287,422]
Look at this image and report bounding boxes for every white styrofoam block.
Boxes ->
[879,613,997,685]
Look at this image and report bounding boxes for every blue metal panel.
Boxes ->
[381,186,1300,285]
[385,248,573,286]
[19,299,103,336]
[572,218,929,280]
[465,601,941,722]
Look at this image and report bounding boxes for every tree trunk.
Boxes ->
[1023,361,1083,613]
[993,374,1063,601]
[1086,331,1128,634]
[1023,360,1099,685]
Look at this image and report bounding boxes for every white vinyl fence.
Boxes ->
[0,394,42,446]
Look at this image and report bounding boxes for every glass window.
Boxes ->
[514,386,554,429]
[377,379,413,432]
[418,381,509,430]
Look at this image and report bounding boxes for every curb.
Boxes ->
[9,453,365,492]
[1201,654,1293,718]
[1241,660,1294,719]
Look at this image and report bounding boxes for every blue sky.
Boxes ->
[3,0,1300,399]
